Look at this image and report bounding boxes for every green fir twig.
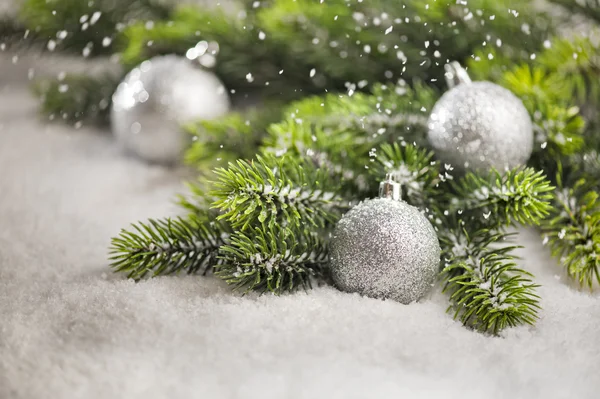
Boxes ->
[211,154,345,231]
[218,226,329,294]
[109,217,230,280]
[441,227,540,334]
[453,168,555,227]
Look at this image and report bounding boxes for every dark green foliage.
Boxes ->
[218,226,329,294]
[34,73,120,125]
[19,0,171,56]
[120,0,552,98]
[264,118,373,194]
[110,217,231,280]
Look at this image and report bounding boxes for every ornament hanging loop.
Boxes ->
[444,61,472,88]
[379,174,401,201]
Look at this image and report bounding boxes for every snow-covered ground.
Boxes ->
[1,53,600,399]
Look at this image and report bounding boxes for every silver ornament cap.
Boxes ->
[427,62,533,172]
[111,54,231,164]
[330,176,441,304]
[379,173,401,200]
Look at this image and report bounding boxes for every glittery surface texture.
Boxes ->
[111,55,230,163]
[330,198,441,304]
[427,81,533,172]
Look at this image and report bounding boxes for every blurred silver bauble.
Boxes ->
[111,55,230,163]
[329,176,441,304]
[427,62,533,172]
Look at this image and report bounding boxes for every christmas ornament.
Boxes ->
[427,62,533,172]
[329,175,441,304]
[111,55,230,163]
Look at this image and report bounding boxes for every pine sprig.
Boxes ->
[453,168,555,226]
[542,179,600,288]
[211,154,345,231]
[440,227,540,334]
[217,226,329,294]
[109,217,230,280]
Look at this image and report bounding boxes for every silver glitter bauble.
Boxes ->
[330,177,441,304]
[427,62,533,172]
[111,55,230,163]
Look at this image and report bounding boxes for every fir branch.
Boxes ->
[183,104,282,169]
[264,119,371,192]
[255,0,551,87]
[501,64,569,107]
[211,154,345,231]
[217,226,329,294]
[537,36,600,106]
[109,217,230,280]
[542,179,600,288]
[19,0,172,56]
[34,73,120,125]
[532,103,586,159]
[453,168,555,227]
[500,65,586,167]
[120,0,552,97]
[263,82,439,194]
[469,35,600,111]
[440,227,540,334]
[278,82,437,145]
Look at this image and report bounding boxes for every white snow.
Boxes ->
[1,54,600,399]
